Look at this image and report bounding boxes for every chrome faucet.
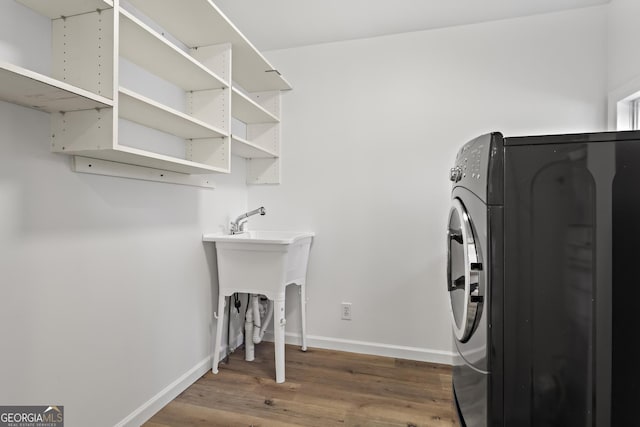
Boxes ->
[230,207,266,234]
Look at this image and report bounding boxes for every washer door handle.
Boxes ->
[448,229,463,244]
[448,275,466,292]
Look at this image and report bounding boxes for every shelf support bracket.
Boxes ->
[72,156,216,189]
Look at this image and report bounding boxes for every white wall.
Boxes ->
[0,2,247,426]
[250,6,608,361]
[607,0,640,91]
[606,0,640,129]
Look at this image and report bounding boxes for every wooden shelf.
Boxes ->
[231,135,277,159]
[232,87,279,124]
[16,0,112,19]
[119,9,228,91]
[125,0,292,92]
[0,62,113,113]
[61,145,227,174]
[119,87,227,139]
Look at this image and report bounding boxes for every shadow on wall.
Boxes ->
[0,102,200,237]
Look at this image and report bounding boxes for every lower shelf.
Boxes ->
[73,156,216,188]
[231,135,277,158]
[60,145,229,174]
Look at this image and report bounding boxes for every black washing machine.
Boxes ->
[447,131,640,426]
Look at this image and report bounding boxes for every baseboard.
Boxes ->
[263,332,455,365]
[116,332,244,427]
[115,356,212,427]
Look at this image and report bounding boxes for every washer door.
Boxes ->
[447,198,483,342]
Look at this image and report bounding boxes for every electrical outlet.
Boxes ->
[341,302,352,320]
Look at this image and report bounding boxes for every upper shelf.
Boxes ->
[119,9,228,91]
[0,62,113,113]
[232,88,279,124]
[125,0,292,92]
[16,0,112,19]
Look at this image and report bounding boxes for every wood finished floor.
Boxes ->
[145,344,457,427]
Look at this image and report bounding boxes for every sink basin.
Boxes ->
[203,231,314,296]
[203,230,314,245]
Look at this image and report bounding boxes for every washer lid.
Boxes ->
[447,198,484,342]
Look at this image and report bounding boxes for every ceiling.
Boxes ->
[213,0,610,51]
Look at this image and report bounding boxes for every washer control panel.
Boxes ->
[451,133,497,202]
[456,140,485,181]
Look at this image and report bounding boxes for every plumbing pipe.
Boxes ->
[244,294,255,361]
[253,296,274,344]
[251,295,262,342]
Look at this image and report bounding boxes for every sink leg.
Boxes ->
[300,284,307,352]
[212,295,226,374]
[274,297,286,383]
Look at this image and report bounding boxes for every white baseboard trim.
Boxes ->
[263,332,455,365]
[117,330,246,426]
[115,356,212,427]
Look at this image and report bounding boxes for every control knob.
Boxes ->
[449,166,463,182]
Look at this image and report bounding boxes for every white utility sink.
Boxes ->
[202,230,314,383]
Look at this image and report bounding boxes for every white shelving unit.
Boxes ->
[4,0,290,187]
[125,0,288,184]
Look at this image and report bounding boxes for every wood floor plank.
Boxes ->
[144,344,457,427]
[149,401,303,427]
[182,381,349,426]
